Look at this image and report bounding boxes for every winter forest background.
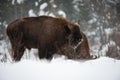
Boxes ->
[0,0,120,62]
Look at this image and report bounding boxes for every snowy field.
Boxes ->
[0,57,120,80]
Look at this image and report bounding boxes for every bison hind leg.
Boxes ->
[12,47,25,62]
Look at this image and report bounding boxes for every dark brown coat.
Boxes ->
[6,16,82,61]
[75,32,92,59]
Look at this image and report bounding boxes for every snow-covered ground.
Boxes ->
[0,57,120,80]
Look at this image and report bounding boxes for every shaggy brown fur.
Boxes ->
[75,32,93,59]
[6,16,82,61]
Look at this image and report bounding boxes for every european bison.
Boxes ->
[7,16,82,61]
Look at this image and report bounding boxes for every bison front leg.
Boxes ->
[46,52,53,60]
[38,47,53,60]
[38,47,47,59]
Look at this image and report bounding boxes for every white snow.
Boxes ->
[17,0,24,4]
[58,10,66,18]
[99,45,109,56]
[53,4,57,8]
[38,3,49,16]
[40,3,48,10]
[23,49,38,60]
[109,40,116,46]
[0,41,7,54]
[72,0,83,4]
[28,9,36,17]
[74,5,80,12]
[0,22,2,25]
[88,18,97,24]
[104,28,113,35]
[38,0,41,2]
[87,31,96,36]
[35,2,39,6]
[48,13,56,17]
[0,57,120,80]
[12,0,15,5]
[3,21,8,28]
[38,10,45,16]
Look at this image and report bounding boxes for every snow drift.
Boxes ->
[0,57,120,80]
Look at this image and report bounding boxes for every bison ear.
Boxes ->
[64,25,71,34]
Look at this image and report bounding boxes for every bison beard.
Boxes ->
[75,32,93,59]
[6,16,82,62]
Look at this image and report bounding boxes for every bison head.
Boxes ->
[64,23,82,47]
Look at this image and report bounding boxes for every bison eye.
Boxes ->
[73,31,82,42]
[74,32,80,38]
[64,25,71,35]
